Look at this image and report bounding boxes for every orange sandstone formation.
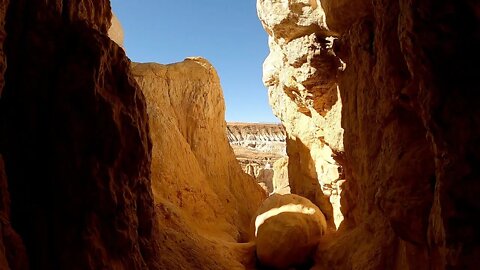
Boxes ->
[131,59,266,269]
[258,0,480,269]
[257,0,345,228]
[252,194,327,269]
[0,0,478,269]
[0,1,264,269]
[0,1,160,268]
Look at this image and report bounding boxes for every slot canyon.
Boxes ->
[0,0,479,269]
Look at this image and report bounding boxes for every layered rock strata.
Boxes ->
[227,122,286,154]
[259,0,480,269]
[227,122,287,193]
[132,59,266,269]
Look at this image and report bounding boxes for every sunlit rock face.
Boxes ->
[257,0,345,227]
[0,1,160,268]
[132,58,266,269]
[252,194,327,269]
[227,122,287,193]
[108,13,124,48]
[260,0,480,269]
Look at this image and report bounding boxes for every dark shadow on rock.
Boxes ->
[286,137,335,229]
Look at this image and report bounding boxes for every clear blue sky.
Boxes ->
[111,0,279,123]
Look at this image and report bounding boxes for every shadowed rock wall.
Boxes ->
[0,1,160,269]
[319,0,480,268]
[0,1,27,268]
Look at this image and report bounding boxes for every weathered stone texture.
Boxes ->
[253,194,327,269]
[259,0,480,269]
[257,0,345,228]
[0,1,160,269]
[132,59,266,269]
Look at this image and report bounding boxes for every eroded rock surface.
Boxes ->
[317,0,479,269]
[0,2,266,268]
[132,58,266,269]
[257,0,345,227]
[0,1,160,269]
[259,0,480,269]
[253,194,327,269]
[272,156,290,195]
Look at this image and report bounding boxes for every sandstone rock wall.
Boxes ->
[0,1,161,268]
[315,1,435,268]
[132,59,266,269]
[0,3,27,268]
[108,13,124,48]
[257,0,345,227]
[0,156,28,270]
[271,156,290,194]
[318,0,480,268]
[259,0,480,269]
[0,1,267,268]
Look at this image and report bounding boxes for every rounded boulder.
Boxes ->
[252,194,327,269]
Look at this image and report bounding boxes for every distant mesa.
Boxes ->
[227,122,289,194]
